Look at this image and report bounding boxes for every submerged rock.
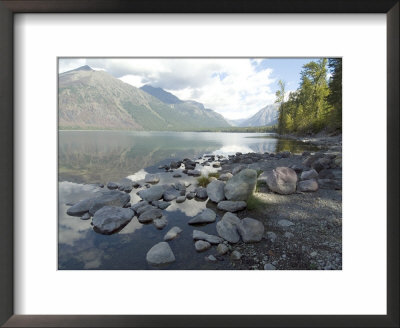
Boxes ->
[206,180,226,203]
[144,174,160,184]
[192,230,223,244]
[194,240,211,252]
[188,208,216,225]
[224,169,257,201]
[153,216,168,229]
[217,200,247,212]
[266,167,297,195]
[92,206,134,234]
[146,242,175,265]
[164,226,183,241]
[237,217,264,243]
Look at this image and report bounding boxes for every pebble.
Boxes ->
[231,250,242,260]
[264,263,276,270]
[195,240,211,252]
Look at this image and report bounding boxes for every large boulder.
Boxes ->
[138,185,166,202]
[237,217,264,243]
[146,242,176,265]
[266,167,297,195]
[92,206,134,234]
[188,208,216,225]
[216,213,241,243]
[217,200,247,212]
[206,180,226,203]
[224,169,257,201]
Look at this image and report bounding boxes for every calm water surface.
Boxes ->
[58,131,318,270]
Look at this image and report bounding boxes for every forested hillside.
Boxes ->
[276,58,342,135]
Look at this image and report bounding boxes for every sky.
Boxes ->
[59,58,320,120]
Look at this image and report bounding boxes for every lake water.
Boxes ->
[58,131,318,270]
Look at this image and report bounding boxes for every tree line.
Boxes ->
[276,58,342,135]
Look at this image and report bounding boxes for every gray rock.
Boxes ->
[212,162,221,168]
[206,180,226,203]
[80,213,91,220]
[152,200,171,210]
[67,190,131,217]
[216,214,240,243]
[188,208,216,225]
[138,208,163,223]
[217,200,247,212]
[301,169,318,180]
[92,206,134,234]
[88,191,131,215]
[219,173,233,181]
[278,219,294,227]
[207,255,217,262]
[164,226,183,241]
[173,173,182,178]
[176,196,186,203]
[232,165,245,175]
[237,217,265,243]
[217,243,229,255]
[221,212,241,226]
[107,182,119,190]
[138,185,166,202]
[264,231,277,242]
[144,174,160,184]
[231,250,242,260]
[192,230,223,244]
[153,216,168,229]
[264,263,276,270]
[318,179,342,190]
[136,204,156,215]
[284,232,294,239]
[194,240,211,252]
[298,179,319,192]
[224,169,257,201]
[257,171,269,185]
[195,187,208,199]
[130,201,149,214]
[311,157,332,172]
[170,161,181,169]
[266,167,298,195]
[146,242,175,265]
[163,186,181,201]
[187,169,201,176]
[186,192,196,200]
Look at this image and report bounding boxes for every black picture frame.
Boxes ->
[0,1,398,327]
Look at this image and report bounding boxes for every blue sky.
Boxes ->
[59,58,322,120]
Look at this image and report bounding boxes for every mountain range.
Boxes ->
[58,66,230,130]
[58,65,278,130]
[230,104,279,127]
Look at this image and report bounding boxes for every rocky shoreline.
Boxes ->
[65,135,342,270]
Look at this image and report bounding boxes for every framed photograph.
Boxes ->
[1,0,398,327]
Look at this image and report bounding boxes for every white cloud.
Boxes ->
[58,58,277,120]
